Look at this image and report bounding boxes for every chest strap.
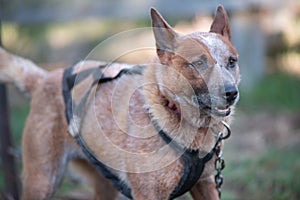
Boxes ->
[62,64,216,200]
[149,117,215,199]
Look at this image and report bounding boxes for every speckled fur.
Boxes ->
[0,5,239,200]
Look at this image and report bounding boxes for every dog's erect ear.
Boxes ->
[210,5,231,41]
[151,8,178,64]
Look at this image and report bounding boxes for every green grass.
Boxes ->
[10,104,30,146]
[223,147,300,200]
[239,73,300,111]
[56,177,81,197]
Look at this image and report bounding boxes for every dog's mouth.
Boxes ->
[195,100,231,117]
[207,106,231,117]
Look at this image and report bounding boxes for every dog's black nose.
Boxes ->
[224,85,238,105]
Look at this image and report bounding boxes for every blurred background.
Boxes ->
[0,0,299,199]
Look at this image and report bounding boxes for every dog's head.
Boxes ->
[150,5,240,125]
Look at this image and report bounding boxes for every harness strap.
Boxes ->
[62,64,75,124]
[62,65,106,124]
[62,64,135,199]
[74,134,133,198]
[150,117,215,199]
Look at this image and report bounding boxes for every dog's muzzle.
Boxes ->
[192,86,239,117]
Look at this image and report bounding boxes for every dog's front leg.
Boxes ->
[130,183,168,200]
[128,173,171,200]
[190,175,219,200]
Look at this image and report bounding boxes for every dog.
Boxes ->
[0,5,240,200]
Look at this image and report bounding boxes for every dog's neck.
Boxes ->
[142,63,226,151]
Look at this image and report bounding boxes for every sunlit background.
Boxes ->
[0,0,300,199]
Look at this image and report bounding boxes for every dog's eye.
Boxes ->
[228,57,237,68]
[188,60,205,69]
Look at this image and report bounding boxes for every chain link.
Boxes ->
[214,121,231,198]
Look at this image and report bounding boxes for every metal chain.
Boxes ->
[214,121,231,198]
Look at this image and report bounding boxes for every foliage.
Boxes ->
[239,73,300,111]
[223,147,300,200]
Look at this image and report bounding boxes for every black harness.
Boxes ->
[62,64,216,199]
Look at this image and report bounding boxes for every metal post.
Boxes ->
[0,2,20,199]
